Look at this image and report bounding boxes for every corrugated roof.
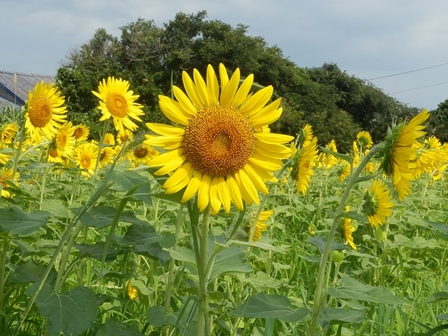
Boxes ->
[0,70,55,107]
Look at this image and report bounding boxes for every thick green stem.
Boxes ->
[54,221,84,293]
[309,146,378,335]
[0,237,10,307]
[164,204,184,311]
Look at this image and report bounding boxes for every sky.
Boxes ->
[1,0,448,110]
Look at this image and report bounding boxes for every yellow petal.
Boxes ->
[163,162,193,190]
[219,63,229,89]
[243,164,269,194]
[209,177,221,214]
[154,154,185,176]
[206,65,219,105]
[226,175,243,211]
[236,170,259,205]
[159,95,190,125]
[173,86,197,117]
[182,71,204,110]
[216,176,231,213]
[181,172,202,203]
[238,86,273,116]
[254,132,294,144]
[197,174,211,212]
[220,68,240,106]
[194,69,212,107]
[232,74,254,108]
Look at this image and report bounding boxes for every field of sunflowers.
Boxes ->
[1,63,448,336]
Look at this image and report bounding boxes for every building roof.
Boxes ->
[0,70,55,108]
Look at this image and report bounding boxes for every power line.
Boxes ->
[389,80,448,94]
[367,62,448,81]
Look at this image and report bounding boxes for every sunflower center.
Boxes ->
[183,106,255,177]
[81,156,91,169]
[28,96,52,127]
[56,134,67,149]
[74,128,83,139]
[134,146,148,159]
[106,94,128,118]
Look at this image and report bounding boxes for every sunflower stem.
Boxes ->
[191,205,211,336]
[164,204,184,311]
[309,145,379,335]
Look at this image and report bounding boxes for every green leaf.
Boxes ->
[110,169,152,205]
[306,236,347,254]
[35,285,97,336]
[113,222,170,264]
[318,307,364,328]
[96,318,144,336]
[328,275,401,304]
[0,206,50,236]
[424,219,448,237]
[209,246,252,281]
[75,242,121,261]
[232,293,308,322]
[426,292,448,303]
[146,306,177,327]
[10,260,57,284]
[77,206,148,228]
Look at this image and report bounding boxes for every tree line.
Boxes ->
[56,10,447,152]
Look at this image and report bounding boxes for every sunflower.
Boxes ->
[413,136,448,178]
[291,135,318,194]
[319,139,339,168]
[248,210,273,242]
[99,146,115,168]
[130,142,159,167]
[341,206,357,250]
[0,168,19,198]
[0,123,19,143]
[380,109,429,200]
[356,131,373,151]
[92,77,144,134]
[24,81,67,143]
[116,129,134,145]
[103,133,116,146]
[362,179,394,228]
[54,122,75,158]
[298,124,314,146]
[146,64,293,214]
[75,142,98,177]
[73,124,90,142]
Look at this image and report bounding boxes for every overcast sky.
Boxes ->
[1,0,448,110]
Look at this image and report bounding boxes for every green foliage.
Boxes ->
[56,11,418,150]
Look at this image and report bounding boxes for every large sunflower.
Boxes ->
[362,179,394,228]
[146,64,293,214]
[92,77,144,134]
[25,81,67,143]
[380,109,429,200]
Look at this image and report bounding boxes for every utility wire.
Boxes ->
[367,62,448,81]
[389,81,448,94]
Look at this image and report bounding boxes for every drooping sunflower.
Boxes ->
[319,139,339,168]
[73,124,90,142]
[356,131,373,151]
[248,210,273,242]
[75,142,98,177]
[92,77,144,134]
[380,109,429,200]
[0,168,19,198]
[54,122,76,158]
[24,81,67,143]
[146,64,294,214]
[362,179,394,228]
[291,135,319,195]
[341,206,357,250]
[0,123,19,143]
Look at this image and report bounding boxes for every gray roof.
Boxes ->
[0,70,55,108]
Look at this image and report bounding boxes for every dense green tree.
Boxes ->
[428,99,448,142]
[56,11,417,150]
